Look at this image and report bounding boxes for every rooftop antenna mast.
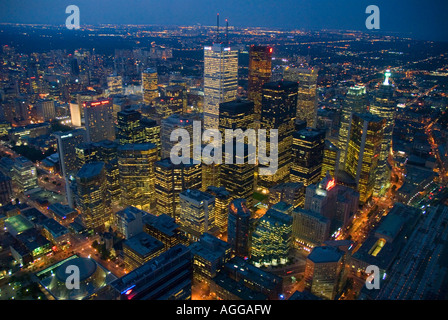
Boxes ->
[225,19,229,45]
[216,13,220,43]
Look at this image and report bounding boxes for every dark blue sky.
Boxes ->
[1,0,447,41]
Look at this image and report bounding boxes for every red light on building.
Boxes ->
[269,48,273,53]
[326,178,336,191]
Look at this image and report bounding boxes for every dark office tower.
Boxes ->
[345,113,385,204]
[75,162,110,231]
[247,46,272,124]
[0,171,12,205]
[118,143,158,212]
[109,245,192,300]
[70,58,80,76]
[337,85,367,169]
[116,109,146,145]
[220,143,255,206]
[218,99,255,134]
[259,80,298,188]
[154,158,202,219]
[53,129,87,178]
[369,70,396,196]
[321,140,340,179]
[290,128,325,187]
[227,198,251,258]
[75,142,98,169]
[283,67,319,128]
[140,117,161,156]
[84,98,115,143]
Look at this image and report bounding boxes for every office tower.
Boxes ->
[218,99,255,134]
[142,68,158,105]
[75,142,98,169]
[12,156,38,192]
[333,185,359,230]
[268,182,305,208]
[369,70,396,196]
[220,143,255,206]
[160,113,194,159]
[118,143,158,211]
[84,98,115,142]
[154,158,202,219]
[213,99,255,192]
[206,186,231,233]
[292,207,331,249]
[290,128,325,187]
[337,85,368,169]
[304,246,345,300]
[116,109,146,145]
[107,74,123,96]
[189,233,232,283]
[115,206,145,239]
[36,99,56,122]
[283,67,319,127]
[345,113,385,204]
[259,80,298,187]
[178,189,216,240]
[54,129,86,178]
[169,80,189,114]
[109,244,192,300]
[304,173,338,221]
[143,213,189,251]
[227,198,251,258]
[140,117,161,153]
[203,43,238,130]
[251,208,293,267]
[247,45,272,123]
[218,256,283,300]
[321,140,340,179]
[123,232,165,271]
[0,171,12,205]
[75,162,110,231]
[69,101,82,127]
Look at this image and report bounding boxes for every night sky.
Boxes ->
[0,0,447,42]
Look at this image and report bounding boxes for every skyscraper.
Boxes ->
[369,70,396,196]
[304,246,345,300]
[321,139,340,179]
[84,98,115,143]
[118,143,158,211]
[154,158,202,219]
[345,113,385,204]
[75,161,110,231]
[179,188,216,240]
[259,80,298,187]
[206,186,231,233]
[142,68,158,105]
[116,109,146,145]
[107,74,123,96]
[160,113,195,160]
[337,85,368,169]
[227,198,251,258]
[247,45,272,124]
[251,208,293,267]
[283,67,319,128]
[203,43,238,130]
[290,128,325,187]
[54,129,86,178]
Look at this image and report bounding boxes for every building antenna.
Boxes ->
[225,19,229,45]
[216,13,220,43]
